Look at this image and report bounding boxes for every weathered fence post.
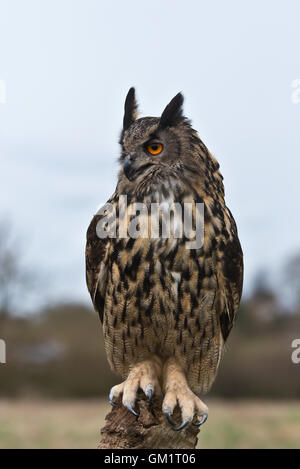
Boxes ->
[98,393,200,449]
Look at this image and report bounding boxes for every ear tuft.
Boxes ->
[123,87,138,131]
[158,92,185,130]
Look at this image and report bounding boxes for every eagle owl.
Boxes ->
[86,89,243,430]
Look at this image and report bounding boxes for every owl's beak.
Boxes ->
[123,154,153,182]
[123,155,134,181]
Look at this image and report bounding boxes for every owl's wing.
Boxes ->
[85,211,110,323]
[218,218,243,342]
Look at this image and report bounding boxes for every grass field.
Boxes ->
[0,399,299,449]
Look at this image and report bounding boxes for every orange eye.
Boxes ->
[146,142,163,155]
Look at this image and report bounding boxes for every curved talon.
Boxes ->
[193,413,208,427]
[109,391,117,407]
[146,384,153,403]
[173,418,191,431]
[164,411,176,427]
[125,403,139,417]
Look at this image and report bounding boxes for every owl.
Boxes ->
[86,88,243,430]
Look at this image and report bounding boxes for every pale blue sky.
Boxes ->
[0,0,300,310]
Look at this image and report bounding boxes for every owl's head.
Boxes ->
[118,88,222,196]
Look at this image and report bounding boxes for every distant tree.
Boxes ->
[283,253,300,311]
[0,220,32,317]
[247,270,279,326]
[252,269,273,300]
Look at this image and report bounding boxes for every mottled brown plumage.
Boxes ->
[86,89,243,429]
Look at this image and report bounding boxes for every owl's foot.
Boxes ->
[162,357,208,431]
[109,357,162,417]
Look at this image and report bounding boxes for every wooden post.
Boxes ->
[99,393,200,449]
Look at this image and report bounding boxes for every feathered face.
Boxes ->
[118,88,223,200]
[119,88,193,185]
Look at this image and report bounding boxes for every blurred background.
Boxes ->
[0,0,300,449]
